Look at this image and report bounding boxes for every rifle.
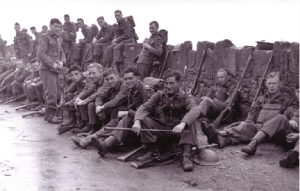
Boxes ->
[206,55,252,129]
[22,109,45,118]
[250,55,273,108]
[57,124,78,135]
[131,144,217,169]
[158,50,170,79]
[191,50,206,95]
[5,94,26,104]
[118,144,147,162]
[104,127,189,133]
[15,102,39,111]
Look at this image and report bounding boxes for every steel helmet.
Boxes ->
[194,149,221,166]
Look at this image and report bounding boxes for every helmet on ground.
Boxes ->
[194,149,221,166]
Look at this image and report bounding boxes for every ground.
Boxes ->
[0,104,299,191]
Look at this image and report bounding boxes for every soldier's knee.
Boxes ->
[275,114,288,122]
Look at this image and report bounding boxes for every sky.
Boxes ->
[0,0,299,49]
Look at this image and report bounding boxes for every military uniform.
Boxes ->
[23,70,40,102]
[92,22,114,65]
[104,18,135,70]
[134,88,198,146]
[0,38,6,57]
[14,31,33,64]
[222,88,296,145]
[186,79,237,122]
[136,32,163,81]
[70,25,94,66]
[62,21,77,60]
[32,32,42,59]
[38,30,66,114]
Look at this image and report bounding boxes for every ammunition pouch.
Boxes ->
[256,103,282,124]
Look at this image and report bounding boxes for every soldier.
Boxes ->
[182,68,237,123]
[30,27,42,59]
[41,25,48,34]
[104,10,135,71]
[0,34,6,58]
[38,18,66,124]
[13,23,33,64]
[73,63,109,133]
[62,14,77,61]
[70,18,94,66]
[203,72,296,150]
[70,67,157,157]
[132,69,198,172]
[0,57,16,85]
[135,21,163,81]
[23,58,40,104]
[85,16,115,65]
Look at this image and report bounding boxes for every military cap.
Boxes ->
[21,28,28,32]
[42,25,48,28]
[143,77,164,87]
[15,22,20,26]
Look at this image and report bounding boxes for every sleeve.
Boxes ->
[59,46,66,64]
[103,83,129,110]
[115,21,132,43]
[37,35,55,69]
[181,96,199,127]
[25,34,33,54]
[32,77,41,83]
[81,29,94,44]
[283,107,294,120]
[134,92,160,121]
[83,84,110,105]
[66,81,78,94]
[97,26,114,43]
[16,70,31,83]
[94,28,103,40]
[245,96,264,124]
[79,85,95,100]
[13,37,19,53]
[149,36,163,56]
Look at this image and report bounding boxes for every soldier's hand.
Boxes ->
[173,122,187,133]
[31,82,36,86]
[132,120,142,135]
[286,133,299,143]
[112,39,117,44]
[95,105,104,114]
[201,96,213,102]
[57,61,63,69]
[289,120,298,130]
[118,111,128,119]
[53,63,58,69]
[143,43,151,49]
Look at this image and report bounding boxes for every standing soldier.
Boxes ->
[30,27,41,59]
[14,23,33,64]
[38,18,66,124]
[203,72,296,150]
[132,69,198,172]
[70,18,94,66]
[41,25,48,34]
[85,16,115,66]
[135,21,163,81]
[104,10,135,71]
[62,14,77,62]
[0,34,6,58]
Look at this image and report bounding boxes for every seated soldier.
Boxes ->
[0,57,6,74]
[104,10,135,71]
[85,16,114,65]
[22,58,40,105]
[0,57,17,89]
[70,18,94,66]
[135,21,163,81]
[95,67,129,121]
[180,68,237,125]
[70,67,158,155]
[29,81,45,111]
[61,64,85,126]
[74,63,109,133]
[132,69,198,172]
[203,72,297,150]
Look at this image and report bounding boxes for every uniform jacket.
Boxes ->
[62,21,77,42]
[14,68,31,84]
[115,18,135,44]
[95,22,115,43]
[79,25,94,44]
[95,78,128,111]
[284,102,299,131]
[78,76,109,104]
[66,78,85,95]
[136,32,163,65]
[33,32,41,45]
[134,88,197,127]
[246,87,296,124]
[0,38,6,56]
[38,31,66,70]
[14,31,33,58]
[24,70,40,82]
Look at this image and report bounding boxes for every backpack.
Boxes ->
[124,16,136,27]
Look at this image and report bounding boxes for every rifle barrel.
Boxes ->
[104,127,189,133]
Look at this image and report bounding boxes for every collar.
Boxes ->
[150,32,158,38]
[103,22,108,28]
[162,88,185,99]
[113,78,123,91]
[266,91,281,99]
[218,78,233,88]
[47,30,59,38]
[81,24,87,30]
[129,80,144,95]
[117,18,125,24]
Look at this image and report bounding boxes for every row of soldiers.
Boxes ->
[0,10,299,172]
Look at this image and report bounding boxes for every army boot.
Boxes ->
[73,124,93,133]
[137,143,158,161]
[218,136,232,148]
[70,136,90,149]
[182,144,193,172]
[241,131,267,155]
[44,108,50,121]
[91,137,108,157]
[279,151,299,168]
[62,110,77,126]
[47,108,62,124]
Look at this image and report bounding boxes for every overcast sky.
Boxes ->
[0,0,299,49]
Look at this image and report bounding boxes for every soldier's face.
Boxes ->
[64,17,70,22]
[50,23,61,35]
[217,71,229,85]
[105,73,119,88]
[16,61,23,69]
[266,76,280,94]
[149,24,158,34]
[115,12,122,22]
[97,20,105,27]
[42,27,48,33]
[14,25,20,32]
[71,70,82,82]
[88,67,102,82]
[77,21,84,28]
[124,72,138,89]
[31,62,39,72]
[164,76,180,95]
[30,29,36,34]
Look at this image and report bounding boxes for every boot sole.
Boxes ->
[91,137,106,157]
